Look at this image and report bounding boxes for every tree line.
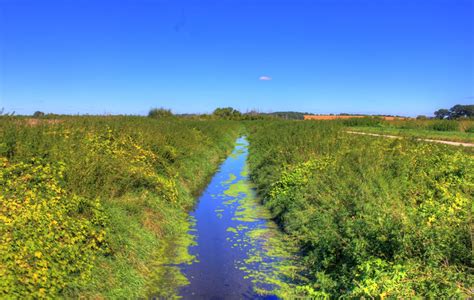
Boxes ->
[434,104,473,119]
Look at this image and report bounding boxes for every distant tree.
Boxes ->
[148,107,173,118]
[416,115,428,120]
[269,111,306,120]
[33,111,45,117]
[449,104,474,119]
[434,108,450,119]
[434,105,473,119]
[212,107,241,119]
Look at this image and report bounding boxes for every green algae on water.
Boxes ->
[226,227,238,234]
[223,179,249,197]
[223,165,307,298]
[146,214,197,299]
[240,164,249,177]
[222,173,237,185]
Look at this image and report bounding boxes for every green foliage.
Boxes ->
[341,117,383,127]
[212,107,242,119]
[0,158,108,297]
[345,117,474,143]
[247,121,474,298]
[268,111,306,120]
[148,107,173,118]
[32,111,45,118]
[449,104,474,119]
[428,120,460,131]
[435,104,474,119]
[434,108,450,119]
[0,116,240,297]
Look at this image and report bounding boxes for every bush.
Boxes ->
[148,107,173,118]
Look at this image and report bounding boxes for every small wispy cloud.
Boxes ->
[259,76,272,81]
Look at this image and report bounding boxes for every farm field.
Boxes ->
[0,116,473,298]
[338,118,474,143]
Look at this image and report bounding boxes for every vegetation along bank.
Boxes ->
[0,116,240,298]
[246,120,473,298]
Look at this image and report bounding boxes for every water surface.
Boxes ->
[179,137,301,299]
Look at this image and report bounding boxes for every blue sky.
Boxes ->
[0,0,473,116]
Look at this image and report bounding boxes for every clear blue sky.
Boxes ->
[0,0,473,116]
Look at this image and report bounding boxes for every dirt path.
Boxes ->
[346,131,474,147]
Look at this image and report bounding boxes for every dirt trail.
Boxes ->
[346,131,474,147]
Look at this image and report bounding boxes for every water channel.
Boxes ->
[178,137,301,299]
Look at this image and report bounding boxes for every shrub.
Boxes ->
[148,107,173,118]
[33,111,45,118]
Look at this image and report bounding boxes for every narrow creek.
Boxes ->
[178,137,301,299]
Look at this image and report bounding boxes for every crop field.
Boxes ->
[0,116,473,298]
[340,117,474,143]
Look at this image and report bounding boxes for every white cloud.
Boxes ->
[259,76,272,81]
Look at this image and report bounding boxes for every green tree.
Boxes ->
[148,107,173,118]
[212,107,242,119]
[434,108,450,119]
[449,104,474,119]
[33,111,45,117]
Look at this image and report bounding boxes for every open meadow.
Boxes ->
[1,115,472,298]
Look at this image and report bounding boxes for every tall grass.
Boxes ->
[342,117,474,132]
[0,116,240,297]
[246,120,473,298]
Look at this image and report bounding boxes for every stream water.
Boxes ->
[178,137,301,299]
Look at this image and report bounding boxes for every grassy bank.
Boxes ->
[0,116,240,298]
[246,121,473,298]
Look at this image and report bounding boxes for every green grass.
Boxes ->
[246,120,473,298]
[2,116,472,298]
[0,116,240,298]
[347,126,474,143]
